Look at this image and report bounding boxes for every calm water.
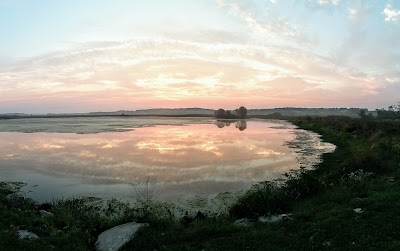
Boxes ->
[0,117,335,204]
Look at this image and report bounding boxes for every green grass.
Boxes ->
[1,116,400,250]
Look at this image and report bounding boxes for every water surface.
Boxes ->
[0,117,335,206]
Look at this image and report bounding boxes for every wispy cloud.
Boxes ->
[216,0,311,46]
[1,34,395,113]
[0,0,398,112]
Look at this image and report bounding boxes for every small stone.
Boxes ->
[353,208,363,214]
[258,214,293,223]
[39,210,54,217]
[322,241,331,247]
[234,218,255,227]
[18,230,39,240]
[387,177,395,183]
[95,222,148,251]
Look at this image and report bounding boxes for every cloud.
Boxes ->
[316,0,341,6]
[216,0,311,46]
[383,4,400,22]
[1,1,398,112]
[347,1,372,22]
[1,34,393,113]
[0,33,389,112]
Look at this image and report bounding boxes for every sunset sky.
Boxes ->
[1,0,399,113]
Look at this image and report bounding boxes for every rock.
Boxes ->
[39,210,54,217]
[95,222,148,251]
[322,241,331,247]
[18,230,39,240]
[258,214,293,223]
[353,208,363,214]
[6,192,25,201]
[234,218,255,227]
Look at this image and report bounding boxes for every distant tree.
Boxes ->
[359,109,374,120]
[376,103,400,120]
[226,110,231,116]
[215,108,226,118]
[359,109,367,118]
[236,106,247,118]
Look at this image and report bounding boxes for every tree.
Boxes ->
[376,103,400,120]
[236,106,247,118]
[359,109,367,118]
[215,108,226,118]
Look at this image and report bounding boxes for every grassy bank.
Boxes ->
[1,116,400,250]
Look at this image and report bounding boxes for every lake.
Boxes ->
[0,117,335,208]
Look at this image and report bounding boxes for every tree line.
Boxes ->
[360,103,400,120]
[214,106,247,119]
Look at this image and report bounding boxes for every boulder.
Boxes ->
[95,222,148,251]
[234,218,255,227]
[39,210,54,217]
[18,230,39,240]
[258,214,293,223]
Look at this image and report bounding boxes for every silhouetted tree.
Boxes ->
[376,103,400,119]
[215,108,226,118]
[236,106,247,118]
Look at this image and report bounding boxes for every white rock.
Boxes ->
[353,208,363,214]
[39,210,54,217]
[258,213,293,223]
[322,241,331,247]
[18,230,39,240]
[95,222,148,251]
[234,218,254,227]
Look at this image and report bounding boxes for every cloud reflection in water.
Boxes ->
[0,120,307,199]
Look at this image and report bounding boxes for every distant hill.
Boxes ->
[89,108,215,116]
[1,107,371,119]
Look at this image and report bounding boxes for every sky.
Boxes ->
[0,0,399,113]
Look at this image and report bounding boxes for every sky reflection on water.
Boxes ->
[0,119,328,202]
